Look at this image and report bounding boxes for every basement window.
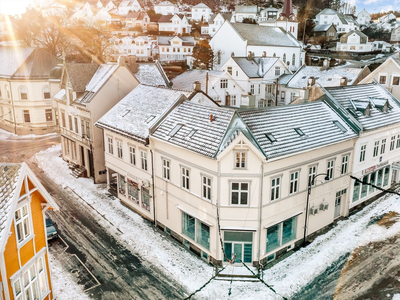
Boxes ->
[265,133,276,143]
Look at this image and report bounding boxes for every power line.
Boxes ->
[350,175,400,196]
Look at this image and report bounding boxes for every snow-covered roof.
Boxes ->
[96,85,191,143]
[134,63,169,87]
[286,66,364,89]
[322,82,400,131]
[171,70,225,91]
[232,57,280,78]
[193,3,209,9]
[65,63,100,92]
[278,74,293,85]
[318,8,338,16]
[230,23,301,47]
[313,24,335,32]
[239,101,358,159]
[155,1,175,6]
[235,5,257,14]
[157,36,194,46]
[53,89,66,101]
[152,101,236,157]
[340,30,368,44]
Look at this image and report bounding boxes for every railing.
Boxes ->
[60,127,90,146]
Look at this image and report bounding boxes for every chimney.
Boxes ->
[262,51,266,57]
[321,59,329,71]
[340,77,348,86]
[247,51,252,60]
[209,114,215,122]
[117,56,125,66]
[308,77,316,87]
[193,81,201,91]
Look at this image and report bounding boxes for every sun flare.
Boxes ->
[1,0,32,16]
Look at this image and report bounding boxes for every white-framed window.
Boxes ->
[43,86,51,99]
[141,150,148,171]
[266,216,297,253]
[327,159,334,180]
[341,155,349,175]
[360,144,366,162]
[45,109,52,122]
[397,134,400,149]
[129,146,135,165]
[19,86,28,100]
[308,165,317,186]
[292,54,295,66]
[373,140,379,157]
[220,79,228,88]
[270,177,280,201]
[202,175,212,200]
[393,76,400,86]
[182,212,210,250]
[23,110,30,123]
[227,66,232,75]
[231,182,249,205]
[117,140,123,159]
[163,159,170,180]
[15,204,31,244]
[235,151,246,168]
[275,66,280,76]
[379,75,387,85]
[390,136,396,151]
[181,167,190,190]
[74,117,78,134]
[289,171,299,194]
[108,137,113,154]
[231,95,237,106]
[250,84,255,94]
[381,138,386,154]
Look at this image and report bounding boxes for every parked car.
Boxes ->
[45,216,58,240]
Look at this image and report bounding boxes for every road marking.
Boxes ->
[59,236,69,253]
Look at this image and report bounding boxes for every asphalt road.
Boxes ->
[0,134,186,299]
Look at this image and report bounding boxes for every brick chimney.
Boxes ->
[340,77,348,86]
[193,81,201,91]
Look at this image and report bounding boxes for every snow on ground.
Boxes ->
[34,145,400,299]
[48,251,90,300]
[0,128,58,141]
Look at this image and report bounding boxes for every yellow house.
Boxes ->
[0,163,59,300]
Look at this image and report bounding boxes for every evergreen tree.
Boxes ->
[192,40,214,70]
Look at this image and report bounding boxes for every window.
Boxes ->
[266,216,297,253]
[397,134,400,149]
[107,137,113,154]
[181,167,190,190]
[327,159,334,179]
[43,109,52,122]
[231,182,248,205]
[43,86,51,99]
[373,141,379,157]
[289,171,299,194]
[275,67,280,76]
[380,138,386,154]
[68,115,72,131]
[393,76,400,86]
[37,257,48,296]
[308,165,317,186]
[142,188,150,211]
[231,95,237,106]
[292,54,295,66]
[119,174,126,195]
[220,79,228,89]
[129,146,136,165]
[360,144,366,162]
[163,159,170,180]
[128,180,139,204]
[23,110,30,123]
[235,151,246,168]
[379,75,386,85]
[283,53,286,63]
[19,86,28,100]
[141,151,148,171]
[117,141,123,159]
[85,121,90,139]
[250,84,255,94]
[341,155,349,175]
[227,67,232,75]
[182,212,210,250]
[74,117,78,133]
[202,176,211,200]
[390,136,396,151]
[270,177,280,201]
[15,204,31,243]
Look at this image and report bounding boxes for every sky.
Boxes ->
[0,0,32,15]
[352,0,400,14]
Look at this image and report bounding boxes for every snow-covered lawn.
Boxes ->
[34,145,400,299]
[0,128,58,141]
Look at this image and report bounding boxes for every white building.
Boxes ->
[191,3,212,22]
[210,21,305,71]
[0,47,60,135]
[201,13,232,37]
[118,0,142,16]
[125,11,150,30]
[53,59,139,183]
[157,36,194,62]
[96,0,117,12]
[315,8,359,34]
[259,14,299,39]
[336,30,372,52]
[372,41,393,52]
[321,83,400,208]
[259,5,280,21]
[112,36,157,61]
[154,1,179,15]
[359,56,400,101]
[220,55,292,107]
[378,13,396,24]
[357,9,371,26]
[158,14,191,35]
[232,5,258,23]
[391,26,400,43]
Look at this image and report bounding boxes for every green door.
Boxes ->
[233,243,242,263]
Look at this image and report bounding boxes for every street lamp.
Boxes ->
[303,173,330,245]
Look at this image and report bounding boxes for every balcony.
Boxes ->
[60,127,91,146]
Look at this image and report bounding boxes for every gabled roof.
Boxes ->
[193,3,210,9]
[134,63,170,87]
[321,82,400,131]
[313,24,336,32]
[235,5,257,13]
[232,57,280,78]
[155,1,175,6]
[340,30,368,43]
[96,85,191,143]
[230,23,301,47]
[65,63,100,92]
[286,65,364,88]
[238,101,358,159]
[157,36,194,46]
[172,70,227,91]
[152,101,236,157]
[158,14,174,22]
[318,8,338,16]
[0,47,60,79]
[0,163,59,252]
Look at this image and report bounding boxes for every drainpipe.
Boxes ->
[257,163,264,265]
[7,79,17,134]
[216,158,221,263]
[275,79,278,106]
[150,149,156,226]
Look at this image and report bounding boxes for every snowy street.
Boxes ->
[3,129,400,299]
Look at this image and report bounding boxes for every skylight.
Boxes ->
[347,107,358,118]
[333,120,347,133]
[187,129,197,139]
[145,115,156,123]
[265,133,276,143]
[327,78,332,81]
[121,109,131,117]
[168,124,183,137]
[302,76,306,79]
[294,128,305,136]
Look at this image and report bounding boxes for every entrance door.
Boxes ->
[223,231,253,264]
[233,244,243,263]
[392,169,398,183]
[334,192,341,218]
[88,149,94,178]
[80,146,85,167]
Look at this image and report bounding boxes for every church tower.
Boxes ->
[276,0,299,39]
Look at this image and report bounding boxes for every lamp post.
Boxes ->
[303,173,330,245]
